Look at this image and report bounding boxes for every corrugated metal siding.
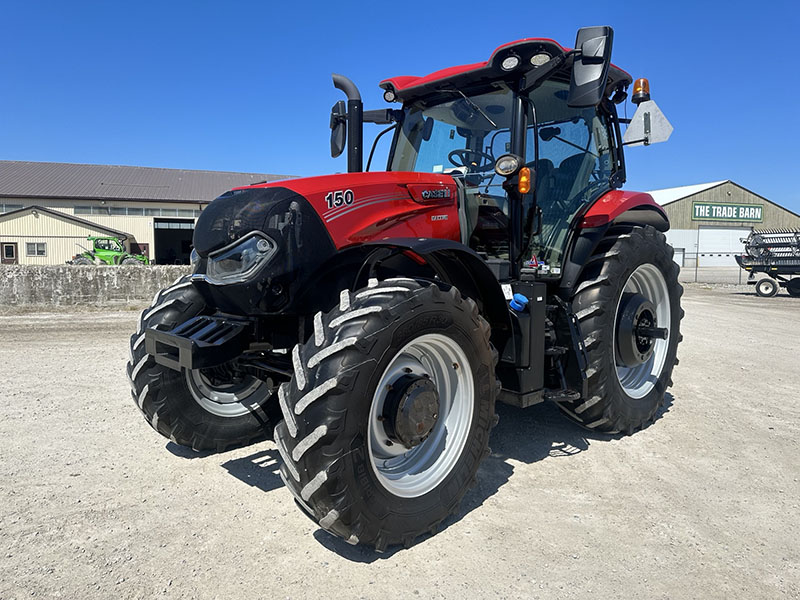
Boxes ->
[0,160,293,203]
[663,182,800,230]
[0,211,120,265]
[0,198,201,258]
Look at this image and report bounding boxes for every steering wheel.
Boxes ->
[448,149,495,173]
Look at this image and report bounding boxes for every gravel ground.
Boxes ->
[1,284,798,599]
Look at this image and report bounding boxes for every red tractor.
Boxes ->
[128,27,681,551]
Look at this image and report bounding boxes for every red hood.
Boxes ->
[235,171,461,250]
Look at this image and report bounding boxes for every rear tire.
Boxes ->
[558,225,683,434]
[786,279,800,298]
[126,276,276,452]
[755,278,779,297]
[274,279,497,551]
[121,257,143,265]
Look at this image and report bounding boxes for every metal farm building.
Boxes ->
[648,180,800,268]
[0,161,289,266]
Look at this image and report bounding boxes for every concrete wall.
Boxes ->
[0,264,192,306]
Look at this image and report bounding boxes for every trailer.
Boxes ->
[736,229,800,297]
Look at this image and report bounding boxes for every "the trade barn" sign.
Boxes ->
[692,202,763,222]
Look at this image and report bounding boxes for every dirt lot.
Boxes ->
[1,284,798,599]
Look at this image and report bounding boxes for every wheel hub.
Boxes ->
[616,292,664,367]
[382,374,440,449]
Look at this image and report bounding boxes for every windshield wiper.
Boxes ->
[438,87,497,129]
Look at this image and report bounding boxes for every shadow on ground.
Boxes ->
[172,393,673,562]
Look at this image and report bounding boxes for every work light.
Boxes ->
[501,55,520,71]
[494,154,522,177]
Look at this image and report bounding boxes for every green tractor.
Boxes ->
[70,236,150,265]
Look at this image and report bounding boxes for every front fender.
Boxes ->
[297,238,511,349]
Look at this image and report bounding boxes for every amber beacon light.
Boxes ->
[632,78,651,105]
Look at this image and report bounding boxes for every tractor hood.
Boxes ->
[190,171,460,314]
[196,171,461,256]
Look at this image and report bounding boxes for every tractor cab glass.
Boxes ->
[389,78,615,269]
[95,238,123,252]
[524,79,614,270]
[390,87,515,256]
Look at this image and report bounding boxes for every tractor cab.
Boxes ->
[333,29,671,280]
[386,76,618,274]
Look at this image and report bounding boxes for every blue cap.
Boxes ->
[509,293,529,312]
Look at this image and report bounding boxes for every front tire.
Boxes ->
[126,276,276,451]
[756,278,779,297]
[274,279,497,551]
[558,226,683,434]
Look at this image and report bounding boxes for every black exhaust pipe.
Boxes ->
[332,73,363,173]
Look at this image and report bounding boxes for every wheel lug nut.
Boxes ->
[452,362,459,370]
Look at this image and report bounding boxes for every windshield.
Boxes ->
[389,80,615,272]
[390,87,513,197]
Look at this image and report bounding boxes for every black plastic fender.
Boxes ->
[559,206,669,297]
[306,238,511,350]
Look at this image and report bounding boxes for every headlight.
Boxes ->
[205,232,277,284]
[495,153,522,177]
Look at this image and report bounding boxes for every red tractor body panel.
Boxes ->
[237,172,460,250]
[580,190,667,228]
[380,38,632,99]
[237,174,666,246]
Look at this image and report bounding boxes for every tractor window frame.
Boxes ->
[523,82,618,272]
[94,238,123,252]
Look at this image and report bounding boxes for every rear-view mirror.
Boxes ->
[422,117,434,141]
[330,100,347,158]
[568,26,613,108]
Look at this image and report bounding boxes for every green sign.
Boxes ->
[692,202,763,222]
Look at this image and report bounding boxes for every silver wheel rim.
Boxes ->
[614,263,671,399]
[368,333,474,498]
[185,370,270,418]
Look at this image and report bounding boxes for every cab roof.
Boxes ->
[379,38,632,102]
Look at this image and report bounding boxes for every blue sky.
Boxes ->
[1,1,798,211]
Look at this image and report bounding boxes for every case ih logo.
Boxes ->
[421,188,451,200]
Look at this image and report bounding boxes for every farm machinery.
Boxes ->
[70,236,149,265]
[736,229,800,297]
[127,26,682,550]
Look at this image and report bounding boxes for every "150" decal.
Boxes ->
[325,189,355,209]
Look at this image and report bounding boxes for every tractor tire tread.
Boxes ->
[556,225,683,435]
[275,279,497,550]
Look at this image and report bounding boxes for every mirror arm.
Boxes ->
[363,109,403,125]
[520,50,576,96]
